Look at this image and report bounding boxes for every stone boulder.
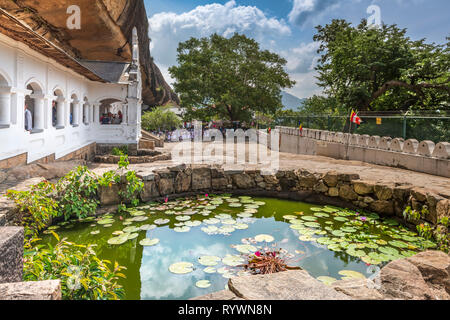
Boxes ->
[370,200,394,215]
[0,227,23,284]
[192,167,212,190]
[353,181,374,195]
[379,258,434,300]
[331,279,384,300]
[0,280,61,300]
[339,185,358,201]
[174,170,191,194]
[228,270,351,300]
[323,171,339,187]
[406,251,450,295]
[232,173,256,189]
[374,185,394,201]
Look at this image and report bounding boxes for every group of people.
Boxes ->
[100,111,123,125]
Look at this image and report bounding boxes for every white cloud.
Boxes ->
[148,0,291,85]
[288,0,342,27]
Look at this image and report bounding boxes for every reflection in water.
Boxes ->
[40,197,420,300]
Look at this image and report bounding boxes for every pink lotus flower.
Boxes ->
[164,197,169,203]
[361,216,367,222]
[205,194,209,198]
[255,251,261,257]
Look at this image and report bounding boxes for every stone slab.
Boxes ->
[228,270,351,300]
[0,227,24,284]
[190,290,242,300]
[0,280,61,300]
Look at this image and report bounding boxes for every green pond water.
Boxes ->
[40,195,437,300]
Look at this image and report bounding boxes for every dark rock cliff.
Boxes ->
[0,0,179,106]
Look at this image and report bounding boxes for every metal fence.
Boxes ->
[270,115,450,143]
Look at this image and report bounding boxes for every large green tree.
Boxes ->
[311,19,449,112]
[169,33,295,122]
[141,107,182,131]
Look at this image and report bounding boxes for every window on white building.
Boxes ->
[25,82,44,133]
[0,73,11,129]
[53,89,64,129]
[99,98,123,125]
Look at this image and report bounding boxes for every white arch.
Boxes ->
[52,85,65,98]
[94,96,125,104]
[0,69,12,87]
[25,77,44,94]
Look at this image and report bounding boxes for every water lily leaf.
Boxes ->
[140,224,157,231]
[198,256,221,266]
[204,218,220,225]
[222,255,245,266]
[139,238,160,246]
[338,270,366,279]
[222,219,237,225]
[334,217,349,222]
[389,240,409,248]
[301,216,318,222]
[122,221,132,226]
[304,222,321,228]
[310,207,323,212]
[331,230,346,237]
[201,226,219,234]
[132,216,148,222]
[299,235,316,242]
[127,233,139,240]
[98,218,115,225]
[234,223,249,230]
[218,226,235,234]
[175,215,191,222]
[129,210,146,217]
[184,220,202,227]
[107,234,128,245]
[123,226,139,233]
[314,212,330,218]
[112,230,124,236]
[174,226,191,233]
[154,219,170,225]
[196,280,211,288]
[234,244,257,254]
[229,203,242,208]
[169,262,194,274]
[254,234,275,243]
[283,215,298,220]
[317,276,337,286]
[204,267,217,274]
[90,230,100,235]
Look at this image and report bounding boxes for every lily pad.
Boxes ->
[204,267,217,274]
[338,270,366,279]
[139,238,160,246]
[154,219,170,225]
[222,255,245,266]
[169,262,194,274]
[234,244,257,254]
[317,276,338,286]
[198,256,221,266]
[196,280,212,288]
[254,234,275,243]
[174,226,191,233]
[107,234,128,245]
[176,215,191,222]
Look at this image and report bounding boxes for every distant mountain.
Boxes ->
[281,91,306,111]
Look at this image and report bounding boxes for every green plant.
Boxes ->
[97,170,121,187]
[111,146,128,156]
[56,166,99,221]
[6,181,59,238]
[24,233,126,300]
[417,223,434,240]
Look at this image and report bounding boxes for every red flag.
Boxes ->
[350,110,362,125]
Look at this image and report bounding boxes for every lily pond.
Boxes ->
[40,195,437,300]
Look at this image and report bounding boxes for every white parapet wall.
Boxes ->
[273,126,450,178]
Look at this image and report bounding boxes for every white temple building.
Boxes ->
[0,8,143,168]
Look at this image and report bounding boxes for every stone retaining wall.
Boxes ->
[273,127,450,178]
[96,164,449,231]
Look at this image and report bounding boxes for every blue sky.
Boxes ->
[144,0,450,98]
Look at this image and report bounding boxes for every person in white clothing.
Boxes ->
[24,103,32,132]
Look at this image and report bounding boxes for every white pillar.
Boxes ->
[72,99,80,126]
[31,94,44,132]
[83,104,88,124]
[94,104,100,124]
[0,87,11,128]
[56,98,65,129]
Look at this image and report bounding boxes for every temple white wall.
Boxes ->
[0,31,142,164]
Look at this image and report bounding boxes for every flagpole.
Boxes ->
[345,109,353,160]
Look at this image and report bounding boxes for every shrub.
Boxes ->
[24,233,126,300]
[6,181,59,238]
[56,166,99,221]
